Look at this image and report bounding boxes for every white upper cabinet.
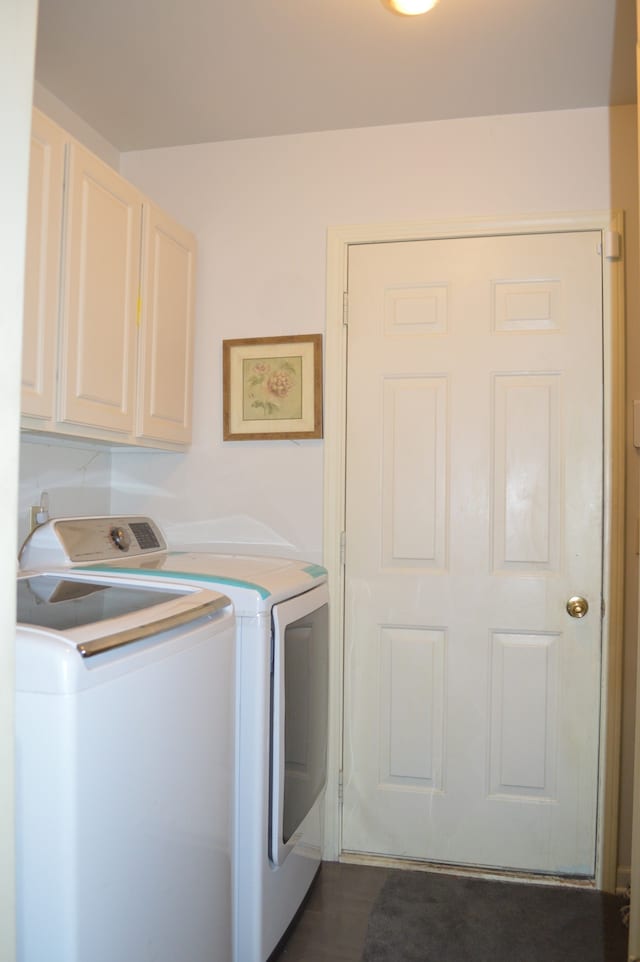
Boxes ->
[58,141,142,435]
[137,204,196,445]
[21,109,65,419]
[20,110,196,450]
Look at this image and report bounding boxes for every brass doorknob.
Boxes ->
[566,596,589,618]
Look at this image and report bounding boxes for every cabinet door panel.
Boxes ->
[21,110,65,419]
[59,143,141,434]
[137,204,195,444]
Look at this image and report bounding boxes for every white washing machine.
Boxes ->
[21,516,330,962]
[16,562,235,962]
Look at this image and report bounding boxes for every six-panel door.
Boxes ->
[342,231,604,876]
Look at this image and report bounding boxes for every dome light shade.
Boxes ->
[381,0,438,14]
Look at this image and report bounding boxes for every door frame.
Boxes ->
[322,211,625,891]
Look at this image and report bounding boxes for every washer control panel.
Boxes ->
[20,516,167,567]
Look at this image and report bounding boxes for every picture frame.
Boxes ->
[223,334,323,440]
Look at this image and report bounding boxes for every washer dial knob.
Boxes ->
[110,526,131,552]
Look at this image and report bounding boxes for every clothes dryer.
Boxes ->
[21,516,330,962]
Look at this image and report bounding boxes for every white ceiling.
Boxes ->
[34,0,637,152]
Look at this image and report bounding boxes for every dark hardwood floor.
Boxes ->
[270,861,629,962]
[271,862,389,962]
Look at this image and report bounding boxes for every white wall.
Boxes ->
[116,106,639,559]
[114,104,639,874]
[33,81,120,169]
[16,93,122,555]
[18,103,638,875]
[2,2,38,958]
[17,439,112,549]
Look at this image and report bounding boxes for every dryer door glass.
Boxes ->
[270,588,329,866]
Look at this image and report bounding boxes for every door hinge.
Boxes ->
[601,597,606,619]
[602,230,621,260]
[338,769,344,802]
[340,530,346,566]
[342,291,349,326]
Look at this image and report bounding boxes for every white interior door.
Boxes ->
[342,231,604,876]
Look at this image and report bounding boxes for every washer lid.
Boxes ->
[18,573,191,630]
[17,571,231,658]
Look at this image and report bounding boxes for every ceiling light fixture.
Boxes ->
[381,0,438,15]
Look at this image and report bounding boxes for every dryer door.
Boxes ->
[269,584,329,866]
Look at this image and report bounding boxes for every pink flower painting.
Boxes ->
[243,355,303,421]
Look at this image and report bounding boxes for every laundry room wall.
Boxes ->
[115,106,639,557]
[17,101,639,881]
[32,81,120,169]
[16,92,119,552]
[112,103,639,882]
[16,91,119,554]
[17,440,112,550]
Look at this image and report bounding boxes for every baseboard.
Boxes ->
[339,852,635,895]
[340,852,595,889]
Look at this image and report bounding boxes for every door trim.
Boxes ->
[322,211,625,891]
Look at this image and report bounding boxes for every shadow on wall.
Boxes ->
[17,439,112,548]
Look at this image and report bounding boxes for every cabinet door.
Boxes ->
[59,142,142,435]
[137,203,196,445]
[21,110,65,419]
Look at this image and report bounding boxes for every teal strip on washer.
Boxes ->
[303,564,327,578]
[77,564,272,599]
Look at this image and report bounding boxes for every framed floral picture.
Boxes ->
[223,334,323,440]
